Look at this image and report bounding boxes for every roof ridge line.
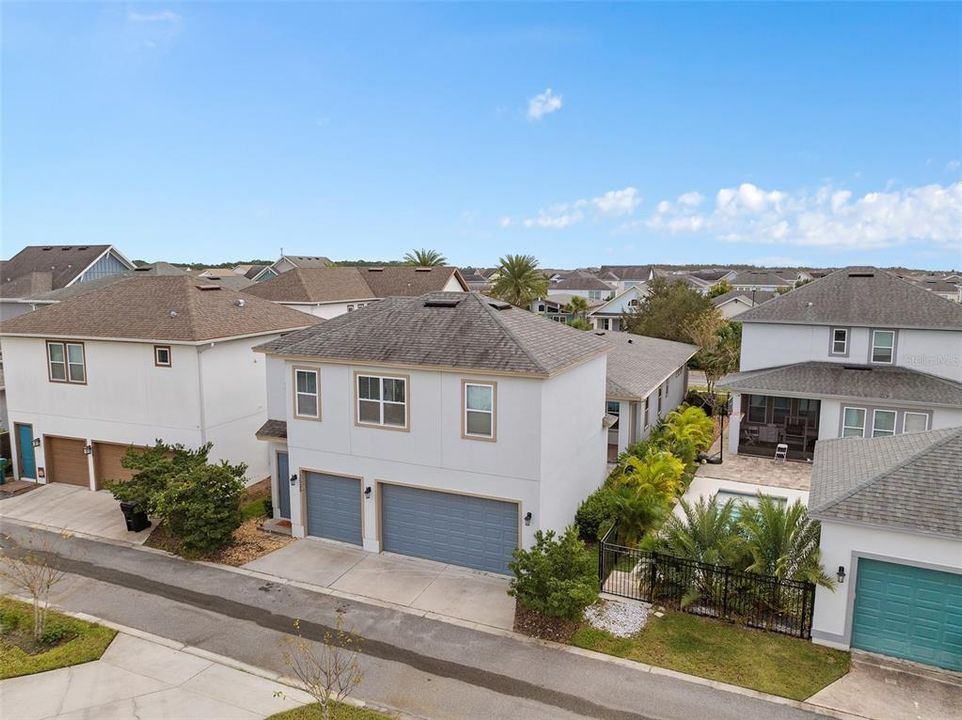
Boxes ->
[473,293,552,376]
[815,427,962,514]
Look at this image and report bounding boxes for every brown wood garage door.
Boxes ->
[93,442,144,489]
[45,436,89,486]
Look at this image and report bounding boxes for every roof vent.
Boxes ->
[847,272,874,278]
[424,298,461,308]
[843,365,871,372]
[487,300,511,310]
[414,267,432,272]
[234,298,246,307]
[78,246,88,250]
[61,247,72,251]
[196,284,221,291]
[134,266,151,272]
[169,310,178,317]
[367,267,384,272]
[41,247,52,251]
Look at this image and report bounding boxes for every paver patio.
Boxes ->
[697,427,812,491]
[243,538,516,630]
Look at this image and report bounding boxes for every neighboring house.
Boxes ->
[909,276,962,303]
[243,266,468,319]
[601,332,697,462]
[529,293,604,323]
[546,273,614,301]
[251,255,333,283]
[653,270,712,295]
[460,269,491,293]
[598,265,655,294]
[729,269,795,293]
[0,276,315,489]
[710,289,776,319]
[254,292,611,574]
[688,268,737,284]
[723,267,962,461]
[0,245,134,321]
[588,286,648,331]
[809,428,961,672]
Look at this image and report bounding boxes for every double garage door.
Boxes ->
[853,559,962,671]
[44,437,143,489]
[303,472,519,574]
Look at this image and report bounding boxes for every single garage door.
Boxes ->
[853,558,962,671]
[93,442,145,489]
[380,484,518,574]
[304,472,362,545]
[45,436,89,487]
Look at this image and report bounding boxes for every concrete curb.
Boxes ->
[3,516,860,719]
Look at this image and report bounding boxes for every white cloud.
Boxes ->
[947,159,961,173]
[128,10,181,23]
[527,88,563,121]
[498,216,512,228]
[522,186,640,229]
[640,182,962,251]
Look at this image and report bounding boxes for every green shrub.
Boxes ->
[508,527,598,620]
[575,487,617,541]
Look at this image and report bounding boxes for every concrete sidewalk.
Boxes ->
[0,631,316,720]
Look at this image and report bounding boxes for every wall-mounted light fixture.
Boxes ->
[83,444,93,456]
[836,565,846,584]
[289,474,298,487]
[364,486,372,498]
[524,512,532,526]
[32,438,41,448]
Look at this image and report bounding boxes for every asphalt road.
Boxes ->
[0,522,827,720]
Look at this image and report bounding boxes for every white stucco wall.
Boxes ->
[812,520,962,649]
[280,301,374,319]
[716,298,753,319]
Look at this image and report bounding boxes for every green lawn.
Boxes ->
[240,495,269,521]
[268,701,393,720]
[0,598,116,679]
[571,611,849,700]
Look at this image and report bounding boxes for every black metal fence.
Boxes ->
[598,527,816,639]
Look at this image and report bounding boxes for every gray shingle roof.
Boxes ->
[601,333,698,400]
[0,275,318,342]
[551,274,612,291]
[257,292,611,377]
[721,361,962,407]
[710,289,777,307]
[737,266,962,329]
[1,245,117,290]
[809,427,962,538]
[599,265,654,281]
[730,270,795,287]
[256,419,288,440]
[243,266,466,303]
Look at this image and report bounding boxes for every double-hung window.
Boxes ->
[747,394,767,423]
[357,374,407,428]
[294,368,320,419]
[871,330,895,364]
[464,382,496,439]
[643,397,650,428]
[903,412,929,434]
[871,409,897,438]
[657,387,663,415]
[831,328,848,355]
[842,407,866,437]
[772,397,791,426]
[47,341,85,384]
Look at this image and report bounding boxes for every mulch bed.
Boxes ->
[513,603,581,643]
[144,517,292,566]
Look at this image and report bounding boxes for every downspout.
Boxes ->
[196,342,215,445]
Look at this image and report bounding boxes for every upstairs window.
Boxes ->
[357,374,407,429]
[47,341,86,384]
[830,328,848,355]
[294,368,320,419]
[842,407,866,438]
[747,394,767,423]
[154,345,172,367]
[903,412,929,434]
[872,409,897,438]
[871,330,895,364]
[464,382,496,439]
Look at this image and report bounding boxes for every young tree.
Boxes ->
[508,527,597,619]
[490,254,549,308]
[687,312,741,396]
[706,279,733,298]
[402,248,446,267]
[281,615,363,720]
[0,533,68,642]
[622,277,713,342]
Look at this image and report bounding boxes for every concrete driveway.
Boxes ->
[243,538,515,630]
[808,652,962,720]
[0,484,153,544]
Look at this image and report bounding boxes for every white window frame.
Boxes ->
[356,373,408,430]
[902,411,929,434]
[830,328,848,356]
[46,340,86,384]
[463,381,496,440]
[871,409,897,438]
[293,367,320,420]
[154,345,172,367]
[842,406,866,438]
[871,329,895,365]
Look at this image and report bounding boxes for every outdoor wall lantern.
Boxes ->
[289,474,298,487]
[32,438,41,448]
[836,565,846,584]
[364,486,373,498]
[83,444,93,456]
[524,512,533,526]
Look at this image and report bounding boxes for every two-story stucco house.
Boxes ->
[723,267,962,461]
[588,286,647,331]
[254,292,611,574]
[0,276,315,490]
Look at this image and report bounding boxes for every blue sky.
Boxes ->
[3,3,960,269]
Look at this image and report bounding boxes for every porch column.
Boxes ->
[727,393,741,456]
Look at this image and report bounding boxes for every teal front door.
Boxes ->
[852,558,962,671]
[15,424,36,479]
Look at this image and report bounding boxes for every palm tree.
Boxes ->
[648,496,745,567]
[565,295,590,319]
[611,450,685,497]
[566,317,593,331]
[490,254,549,307]
[738,496,833,588]
[610,484,672,547]
[402,248,447,267]
[664,406,716,454]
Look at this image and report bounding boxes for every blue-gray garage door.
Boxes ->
[305,472,362,546]
[852,559,962,671]
[380,484,519,574]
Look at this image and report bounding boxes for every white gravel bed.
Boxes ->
[584,597,652,637]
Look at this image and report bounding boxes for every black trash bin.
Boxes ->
[119,501,151,532]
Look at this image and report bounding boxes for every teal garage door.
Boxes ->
[304,472,362,546]
[852,559,962,671]
[380,484,519,574]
